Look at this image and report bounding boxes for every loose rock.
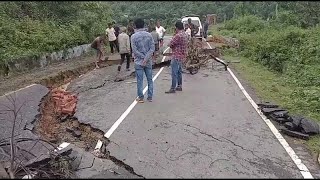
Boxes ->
[272,110,289,118]
[0,163,9,178]
[257,102,279,109]
[291,116,303,130]
[60,115,69,122]
[72,130,82,138]
[261,108,285,115]
[284,122,295,131]
[281,128,310,140]
[24,123,35,131]
[66,127,74,133]
[299,118,320,135]
[273,117,290,124]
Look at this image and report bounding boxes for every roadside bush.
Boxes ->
[0,2,112,65]
[223,15,267,34]
[270,11,301,27]
[212,14,320,122]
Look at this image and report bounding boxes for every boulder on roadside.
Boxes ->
[284,122,295,131]
[299,118,320,135]
[290,115,304,131]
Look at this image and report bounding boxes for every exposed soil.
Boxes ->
[35,90,109,152]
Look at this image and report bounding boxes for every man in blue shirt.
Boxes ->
[131,18,155,103]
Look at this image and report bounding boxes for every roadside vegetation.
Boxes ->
[209,4,320,153]
[0,2,112,67]
[1,2,319,124]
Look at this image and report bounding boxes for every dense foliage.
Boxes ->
[1,1,320,72]
[216,13,320,121]
[0,1,112,64]
[109,1,320,28]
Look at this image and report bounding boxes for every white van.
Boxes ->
[181,16,203,39]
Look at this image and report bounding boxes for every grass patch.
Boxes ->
[223,52,320,154]
[208,23,224,36]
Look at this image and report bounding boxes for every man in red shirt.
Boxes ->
[165,21,188,94]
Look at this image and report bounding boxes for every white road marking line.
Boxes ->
[95,140,103,150]
[1,84,38,98]
[54,142,70,151]
[205,41,313,179]
[104,47,169,139]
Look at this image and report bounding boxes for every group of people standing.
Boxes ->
[90,18,190,103]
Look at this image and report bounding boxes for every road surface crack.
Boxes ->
[220,137,257,156]
[209,158,230,168]
[164,145,213,162]
[168,120,222,142]
[166,120,275,162]
[77,79,111,93]
[199,131,223,142]
[104,150,145,178]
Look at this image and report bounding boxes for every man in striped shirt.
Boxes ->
[165,21,188,94]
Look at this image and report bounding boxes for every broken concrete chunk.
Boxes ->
[284,122,295,131]
[272,110,288,118]
[281,128,309,140]
[64,146,82,171]
[261,108,285,115]
[60,115,69,122]
[72,120,80,128]
[66,127,74,133]
[72,130,82,138]
[291,115,303,129]
[24,123,35,131]
[54,145,73,157]
[25,154,51,168]
[22,172,37,179]
[299,118,320,135]
[0,163,9,178]
[257,102,279,109]
[274,117,290,124]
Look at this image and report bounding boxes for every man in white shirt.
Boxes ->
[117,27,131,71]
[185,24,191,40]
[105,23,119,54]
[156,21,166,47]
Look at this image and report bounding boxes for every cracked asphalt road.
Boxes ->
[105,67,302,178]
[67,36,318,178]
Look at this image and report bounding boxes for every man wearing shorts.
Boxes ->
[91,34,106,69]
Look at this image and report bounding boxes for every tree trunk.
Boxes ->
[275,3,278,19]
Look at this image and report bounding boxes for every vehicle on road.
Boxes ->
[181,15,203,39]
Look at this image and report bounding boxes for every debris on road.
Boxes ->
[51,88,78,116]
[257,102,279,108]
[206,35,240,49]
[258,102,320,140]
[281,128,310,140]
[36,89,107,152]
